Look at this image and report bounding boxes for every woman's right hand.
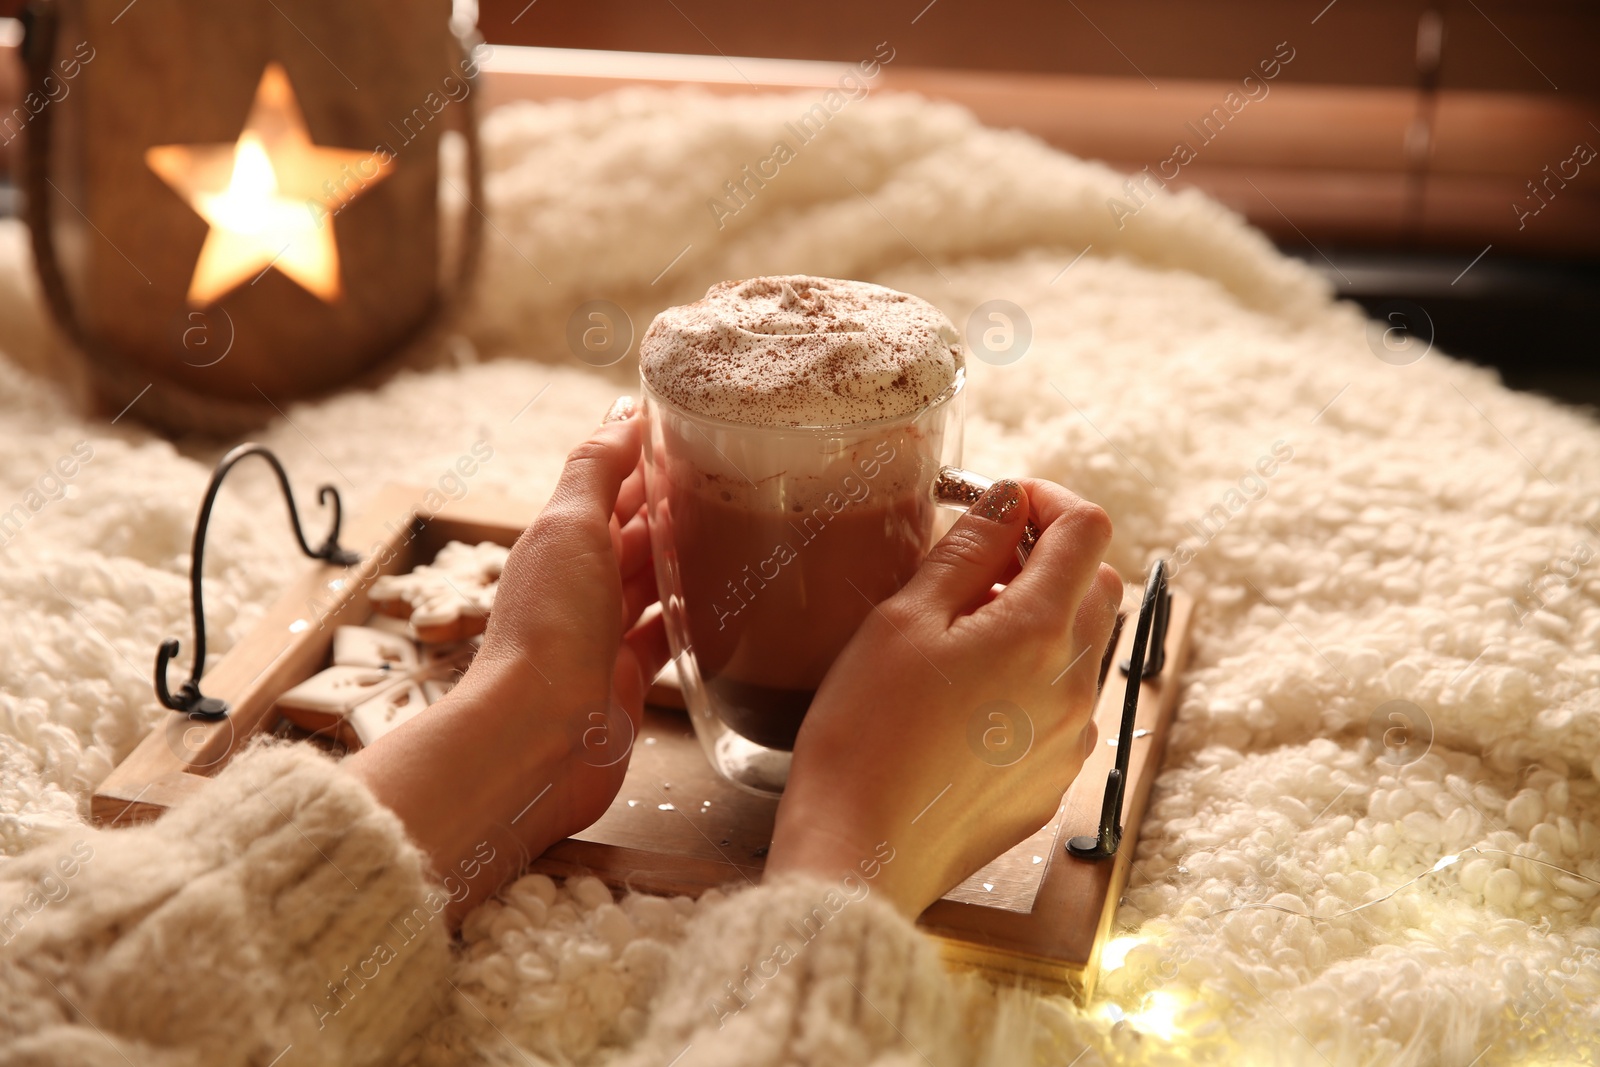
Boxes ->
[764,478,1123,917]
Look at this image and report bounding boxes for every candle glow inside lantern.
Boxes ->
[21,0,481,433]
[144,62,393,307]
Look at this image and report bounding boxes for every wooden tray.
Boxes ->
[93,485,1191,998]
[560,590,1191,999]
[90,483,524,825]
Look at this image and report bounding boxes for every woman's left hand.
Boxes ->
[345,396,670,922]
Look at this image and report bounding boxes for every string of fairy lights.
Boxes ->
[1096,846,1599,1045]
[1200,846,1600,922]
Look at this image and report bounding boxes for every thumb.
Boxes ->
[899,479,1026,619]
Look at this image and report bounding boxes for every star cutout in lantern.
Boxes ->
[145,62,393,306]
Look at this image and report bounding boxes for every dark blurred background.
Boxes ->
[3,0,1595,402]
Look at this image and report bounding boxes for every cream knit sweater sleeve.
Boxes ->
[611,874,980,1067]
[0,743,452,1067]
[2,744,978,1067]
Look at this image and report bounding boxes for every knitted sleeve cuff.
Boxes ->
[620,872,972,1067]
[0,741,451,1067]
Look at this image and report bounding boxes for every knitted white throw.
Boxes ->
[1,87,1596,1065]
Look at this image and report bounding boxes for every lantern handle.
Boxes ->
[155,444,359,719]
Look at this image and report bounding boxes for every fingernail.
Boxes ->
[971,479,1022,522]
[602,396,636,424]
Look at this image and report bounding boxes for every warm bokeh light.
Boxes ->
[145,63,393,306]
[1098,935,1141,973]
[1127,990,1190,1042]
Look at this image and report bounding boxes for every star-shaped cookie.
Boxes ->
[275,624,473,749]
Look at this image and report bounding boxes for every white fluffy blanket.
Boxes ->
[2,88,1597,1066]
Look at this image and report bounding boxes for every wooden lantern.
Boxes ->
[19,0,483,433]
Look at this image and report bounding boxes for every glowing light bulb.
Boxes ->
[1099,935,1142,973]
[1127,990,1189,1041]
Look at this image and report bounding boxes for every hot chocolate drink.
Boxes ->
[641,276,963,751]
[664,428,936,749]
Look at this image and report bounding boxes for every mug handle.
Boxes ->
[933,466,1042,565]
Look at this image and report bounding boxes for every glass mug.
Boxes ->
[642,368,1035,796]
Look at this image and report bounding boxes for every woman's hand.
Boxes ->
[345,396,669,922]
[764,478,1122,917]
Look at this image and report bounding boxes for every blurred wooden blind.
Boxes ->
[3,0,1595,255]
[475,0,1600,257]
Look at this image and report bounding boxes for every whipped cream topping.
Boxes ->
[640,276,964,426]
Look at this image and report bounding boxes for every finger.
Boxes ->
[622,611,671,696]
[1059,563,1122,700]
[1074,563,1123,651]
[615,457,647,527]
[617,505,652,580]
[602,395,637,425]
[540,402,643,540]
[621,564,660,630]
[610,646,649,744]
[897,479,1029,620]
[610,612,671,763]
[1042,561,1122,687]
[1004,478,1114,619]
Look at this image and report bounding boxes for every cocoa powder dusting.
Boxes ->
[640,275,963,426]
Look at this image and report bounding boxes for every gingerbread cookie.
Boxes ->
[349,682,429,748]
[275,625,479,750]
[276,663,409,734]
[364,612,420,641]
[368,540,509,644]
[332,625,418,670]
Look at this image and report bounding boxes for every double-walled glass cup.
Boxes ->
[643,369,1026,795]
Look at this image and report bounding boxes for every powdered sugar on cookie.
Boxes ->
[368,540,509,644]
[640,276,963,427]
